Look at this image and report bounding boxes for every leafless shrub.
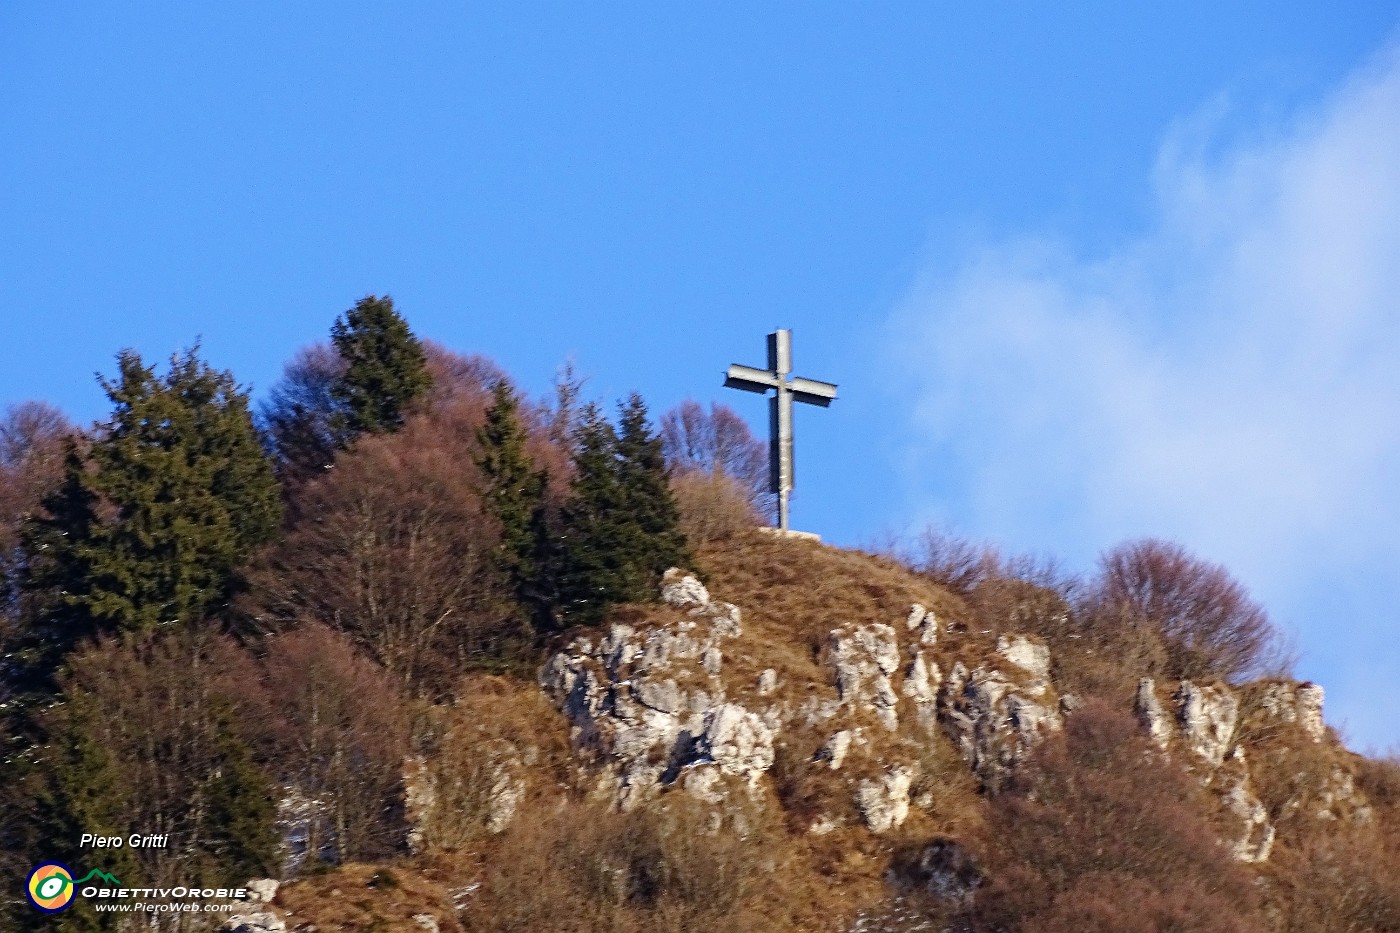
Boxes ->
[50,628,278,889]
[967,700,1265,932]
[246,410,525,694]
[467,796,780,933]
[670,470,759,547]
[661,400,771,517]
[1355,752,1400,814]
[1084,539,1284,683]
[1271,829,1400,932]
[904,525,1000,596]
[261,624,412,866]
[421,340,507,412]
[259,342,348,485]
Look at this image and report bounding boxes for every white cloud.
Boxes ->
[890,44,1400,750]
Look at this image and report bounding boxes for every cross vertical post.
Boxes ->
[724,329,837,532]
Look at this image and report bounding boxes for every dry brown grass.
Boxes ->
[701,531,958,640]
[669,470,760,548]
[455,794,870,933]
[412,675,579,852]
[276,862,464,932]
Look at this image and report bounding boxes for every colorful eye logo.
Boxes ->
[27,862,76,913]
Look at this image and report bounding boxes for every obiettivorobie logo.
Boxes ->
[26,863,122,913]
[25,861,249,917]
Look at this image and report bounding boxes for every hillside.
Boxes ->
[221,532,1400,933]
[4,314,1396,933]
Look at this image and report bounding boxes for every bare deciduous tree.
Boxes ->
[660,400,770,518]
[54,629,278,893]
[261,624,411,867]
[247,405,521,695]
[0,401,74,687]
[1086,539,1284,683]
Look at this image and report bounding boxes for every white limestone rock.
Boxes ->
[695,703,774,782]
[1222,773,1275,863]
[243,879,279,904]
[661,569,710,609]
[541,607,733,809]
[1296,683,1327,741]
[1257,681,1327,742]
[757,668,779,696]
[828,622,902,731]
[901,653,940,705]
[660,568,743,637]
[682,764,727,804]
[906,603,939,646]
[485,768,525,834]
[1175,681,1239,767]
[1135,678,1172,750]
[938,662,1061,790]
[856,765,915,833]
[816,729,855,770]
[996,635,1050,693]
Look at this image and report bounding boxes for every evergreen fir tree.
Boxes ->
[13,445,104,686]
[20,693,140,933]
[553,396,692,625]
[329,295,431,436]
[475,381,548,622]
[615,393,692,576]
[199,695,278,881]
[21,349,281,649]
[554,404,627,625]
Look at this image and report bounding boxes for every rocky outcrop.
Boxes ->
[692,703,775,780]
[1218,750,1275,863]
[1176,681,1239,767]
[661,568,742,636]
[244,879,279,904]
[904,603,939,646]
[938,660,1061,790]
[996,635,1050,695]
[540,573,766,809]
[817,729,856,770]
[274,788,332,877]
[828,623,902,731]
[856,766,916,833]
[1256,681,1327,742]
[1135,678,1172,750]
[894,837,983,906]
[901,652,941,732]
[1133,680,1294,862]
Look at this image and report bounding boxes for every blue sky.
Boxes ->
[3,3,1398,749]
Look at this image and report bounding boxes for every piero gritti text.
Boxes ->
[80,833,170,849]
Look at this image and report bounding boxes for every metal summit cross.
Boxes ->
[724,329,837,533]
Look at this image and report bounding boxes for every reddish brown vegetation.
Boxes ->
[0,401,73,669]
[669,470,759,547]
[261,624,413,865]
[1089,538,1282,683]
[966,701,1266,933]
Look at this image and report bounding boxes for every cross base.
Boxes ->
[756,527,822,543]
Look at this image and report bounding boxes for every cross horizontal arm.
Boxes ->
[789,376,838,407]
[724,364,781,393]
